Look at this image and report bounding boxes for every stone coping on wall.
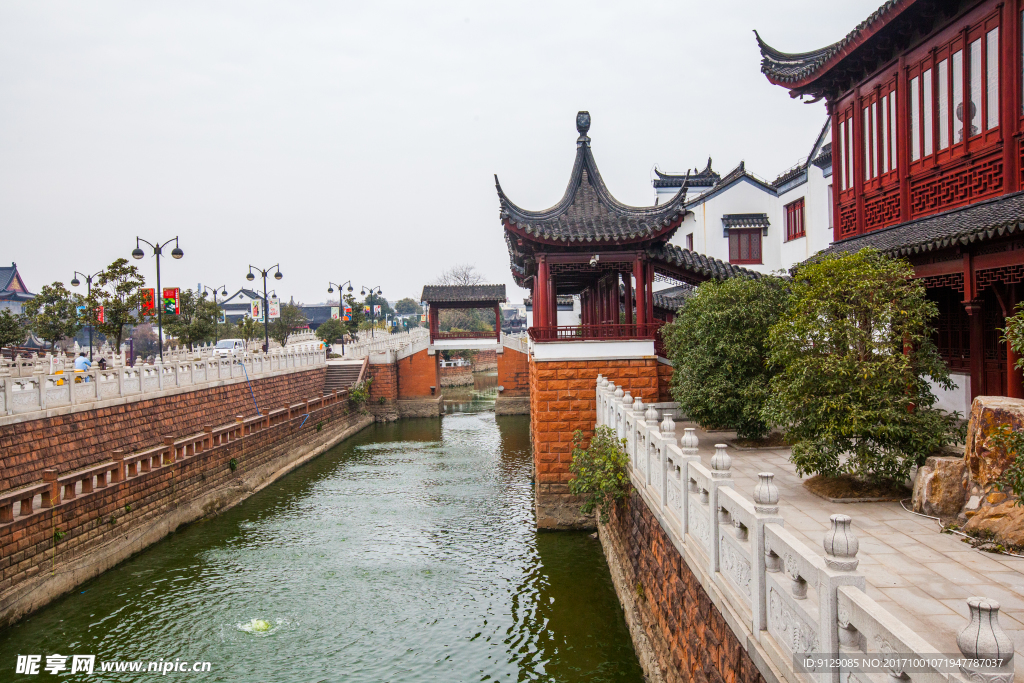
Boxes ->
[596,376,1016,683]
[532,339,655,362]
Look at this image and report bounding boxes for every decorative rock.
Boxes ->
[645,405,659,427]
[957,597,1014,677]
[681,428,698,457]
[753,473,779,514]
[710,444,731,478]
[963,500,1024,546]
[911,456,968,519]
[823,514,859,571]
[965,396,1024,488]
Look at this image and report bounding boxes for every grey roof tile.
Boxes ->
[647,243,762,280]
[421,285,507,303]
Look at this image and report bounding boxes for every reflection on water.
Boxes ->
[1,395,642,682]
[443,371,499,414]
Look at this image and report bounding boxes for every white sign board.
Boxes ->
[269,297,281,320]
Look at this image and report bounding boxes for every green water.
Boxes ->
[1,395,642,682]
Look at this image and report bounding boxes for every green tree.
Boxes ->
[164,289,219,349]
[763,249,961,484]
[23,282,83,351]
[0,309,26,353]
[568,426,630,523]
[316,318,348,344]
[90,258,146,351]
[343,293,364,335]
[238,316,260,343]
[270,303,308,346]
[394,298,421,316]
[663,275,788,439]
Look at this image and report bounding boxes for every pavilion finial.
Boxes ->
[576,111,591,145]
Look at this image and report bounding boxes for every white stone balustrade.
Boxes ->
[594,375,1014,683]
[341,328,430,359]
[0,346,325,420]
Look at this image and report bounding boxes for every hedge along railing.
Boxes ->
[0,389,349,526]
[0,346,326,418]
[595,375,1015,683]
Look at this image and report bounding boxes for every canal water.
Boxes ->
[2,374,642,682]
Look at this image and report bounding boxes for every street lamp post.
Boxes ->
[327,280,353,355]
[70,270,103,361]
[361,286,383,339]
[202,284,228,342]
[246,264,282,353]
[131,237,183,361]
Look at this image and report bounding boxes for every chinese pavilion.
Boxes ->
[758,0,1024,406]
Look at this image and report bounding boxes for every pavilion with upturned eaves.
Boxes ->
[495,112,758,529]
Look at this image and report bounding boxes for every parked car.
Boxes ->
[214,339,246,356]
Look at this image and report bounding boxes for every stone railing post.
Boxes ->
[679,428,700,534]
[709,444,734,573]
[644,403,659,485]
[111,449,125,483]
[41,469,59,508]
[818,514,866,678]
[957,597,1015,681]
[659,413,676,511]
[751,472,783,636]
[612,387,624,439]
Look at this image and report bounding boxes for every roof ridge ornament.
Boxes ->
[576,111,591,146]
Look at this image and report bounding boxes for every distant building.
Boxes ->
[0,262,35,315]
[218,289,262,323]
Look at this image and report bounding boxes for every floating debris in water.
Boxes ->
[236,618,282,635]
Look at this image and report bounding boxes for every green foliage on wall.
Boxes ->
[569,425,629,523]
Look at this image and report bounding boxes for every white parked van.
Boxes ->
[214,339,246,356]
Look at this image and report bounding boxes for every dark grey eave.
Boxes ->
[723,213,771,229]
[822,191,1024,258]
[421,284,507,304]
[647,242,762,281]
[653,158,721,189]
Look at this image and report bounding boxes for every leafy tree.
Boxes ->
[663,275,788,439]
[0,309,26,353]
[90,258,146,351]
[569,426,630,523]
[316,318,348,344]
[763,249,962,484]
[164,289,219,349]
[394,298,421,316]
[131,323,160,360]
[238,316,260,343]
[270,303,308,346]
[342,293,364,335]
[433,264,485,286]
[363,292,392,319]
[430,264,494,331]
[23,282,83,351]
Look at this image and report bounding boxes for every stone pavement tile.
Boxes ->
[933,550,1021,574]
[986,571,1024,590]
[913,577,975,601]
[877,587,958,615]
[966,584,1024,611]
[857,537,900,554]
[876,552,940,575]
[860,564,935,589]
[920,562,989,585]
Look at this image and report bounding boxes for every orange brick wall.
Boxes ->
[530,357,659,529]
[497,347,530,397]
[656,360,674,403]
[397,349,438,399]
[369,363,398,402]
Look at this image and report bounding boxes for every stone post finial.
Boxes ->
[645,404,659,427]
[596,374,605,386]
[632,396,643,413]
[958,597,1014,680]
[614,386,624,399]
[711,444,731,478]
[681,427,698,456]
[753,472,779,514]
[823,514,859,571]
[622,391,632,408]
[661,413,676,435]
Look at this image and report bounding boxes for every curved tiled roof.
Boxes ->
[653,158,720,188]
[647,243,762,280]
[823,191,1024,258]
[421,285,507,304]
[723,214,770,230]
[496,113,688,244]
[653,284,696,312]
[755,0,906,87]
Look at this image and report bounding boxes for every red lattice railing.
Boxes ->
[433,331,498,340]
[528,323,663,343]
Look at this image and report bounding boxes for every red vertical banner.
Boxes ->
[162,288,180,315]
[141,288,155,316]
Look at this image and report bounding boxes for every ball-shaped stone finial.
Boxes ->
[614,386,624,399]
[645,404,659,426]
[711,444,732,478]
[681,428,698,456]
[597,375,607,387]
[632,396,643,413]
[958,598,1015,669]
[661,413,676,435]
[823,514,859,571]
[753,472,779,514]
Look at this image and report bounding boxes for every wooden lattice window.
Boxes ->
[728,229,761,264]
[785,198,805,241]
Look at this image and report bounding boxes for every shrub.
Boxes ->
[662,275,788,439]
[568,426,630,523]
[348,378,372,407]
[764,249,962,484]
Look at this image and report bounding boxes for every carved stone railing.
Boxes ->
[596,375,1015,683]
[342,328,429,359]
[0,346,326,420]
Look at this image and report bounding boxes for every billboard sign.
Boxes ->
[269,297,281,320]
[141,288,155,316]
[250,299,263,322]
[162,288,179,315]
[330,307,340,320]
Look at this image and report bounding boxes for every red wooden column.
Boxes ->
[429,305,439,343]
[612,273,621,329]
[896,56,910,222]
[536,256,549,333]
[494,304,501,343]
[623,270,633,326]
[633,256,647,326]
[548,272,557,328]
[853,86,866,235]
[963,253,985,400]
[645,262,655,325]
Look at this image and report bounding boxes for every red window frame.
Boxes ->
[785,198,805,241]
[686,233,694,251]
[728,229,762,264]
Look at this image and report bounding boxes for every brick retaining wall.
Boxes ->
[530,358,659,529]
[602,488,769,683]
[439,366,474,387]
[0,391,369,627]
[0,368,326,493]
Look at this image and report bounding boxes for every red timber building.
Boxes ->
[759,0,1024,409]
[496,111,758,528]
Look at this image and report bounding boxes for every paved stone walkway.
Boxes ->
[683,423,1024,668]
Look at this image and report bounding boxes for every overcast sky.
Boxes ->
[0,1,881,306]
